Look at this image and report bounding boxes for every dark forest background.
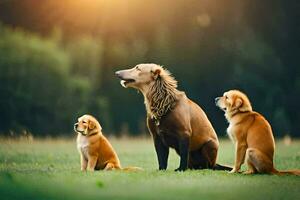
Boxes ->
[0,0,299,137]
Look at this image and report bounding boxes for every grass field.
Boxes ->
[0,137,300,200]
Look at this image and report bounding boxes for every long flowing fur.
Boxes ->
[145,67,182,122]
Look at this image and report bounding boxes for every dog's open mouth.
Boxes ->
[120,79,135,88]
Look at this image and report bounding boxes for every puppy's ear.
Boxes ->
[88,120,95,130]
[152,69,161,80]
[233,98,243,109]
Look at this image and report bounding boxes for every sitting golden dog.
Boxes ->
[74,114,141,171]
[215,90,300,175]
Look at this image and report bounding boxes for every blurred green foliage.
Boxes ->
[0,0,298,137]
[0,25,108,135]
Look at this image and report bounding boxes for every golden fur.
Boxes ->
[216,90,300,175]
[74,114,141,171]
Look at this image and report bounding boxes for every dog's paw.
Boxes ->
[158,167,167,171]
[242,170,255,175]
[229,168,239,174]
[175,167,186,172]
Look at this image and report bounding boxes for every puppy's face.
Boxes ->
[74,115,98,136]
[115,64,161,89]
[215,90,252,114]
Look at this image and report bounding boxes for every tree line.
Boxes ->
[0,0,298,137]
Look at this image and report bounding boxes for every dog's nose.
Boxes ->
[215,97,220,104]
[74,123,78,133]
[115,71,121,78]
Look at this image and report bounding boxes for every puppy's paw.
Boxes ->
[243,170,255,175]
[87,168,95,172]
[229,168,239,174]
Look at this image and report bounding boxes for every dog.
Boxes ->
[115,63,231,171]
[74,114,142,171]
[215,90,300,175]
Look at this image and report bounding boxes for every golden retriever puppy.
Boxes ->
[215,90,300,175]
[115,64,231,171]
[74,114,141,171]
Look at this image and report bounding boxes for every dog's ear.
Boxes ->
[152,69,161,80]
[233,97,243,110]
[88,120,95,130]
[239,98,252,112]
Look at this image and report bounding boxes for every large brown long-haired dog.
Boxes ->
[215,90,300,175]
[115,63,231,171]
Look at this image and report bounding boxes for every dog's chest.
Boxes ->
[156,126,179,148]
[76,135,89,158]
[227,123,236,142]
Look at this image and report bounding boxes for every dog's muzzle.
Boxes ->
[115,71,122,78]
[215,97,226,111]
[115,70,135,88]
[215,97,220,105]
[74,123,82,134]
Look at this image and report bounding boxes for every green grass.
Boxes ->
[0,137,300,200]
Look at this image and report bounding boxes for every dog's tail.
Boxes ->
[121,166,143,172]
[213,163,233,171]
[272,168,300,176]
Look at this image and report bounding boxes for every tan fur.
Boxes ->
[74,114,142,172]
[216,90,300,175]
[116,64,231,171]
[146,66,182,123]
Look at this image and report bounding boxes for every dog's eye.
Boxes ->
[135,66,141,71]
[225,96,228,99]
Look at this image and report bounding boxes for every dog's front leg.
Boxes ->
[175,136,190,172]
[153,135,169,170]
[230,142,247,173]
[87,156,98,171]
[80,154,87,171]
